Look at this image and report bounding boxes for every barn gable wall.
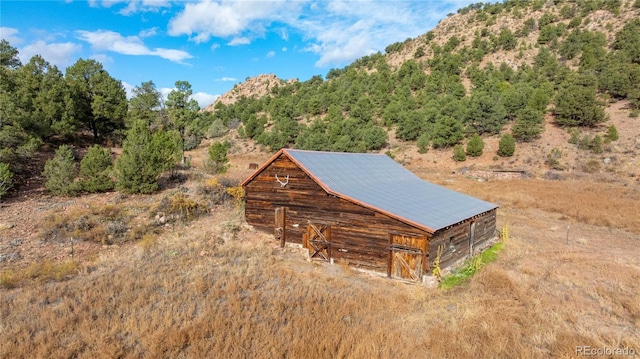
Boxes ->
[430,209,497,269]
[245,154,429,272]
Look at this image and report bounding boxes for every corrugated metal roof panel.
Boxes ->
[284,149,498,232]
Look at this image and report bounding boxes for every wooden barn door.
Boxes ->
[275,207,286,247]
[389,234,427,282]
[302,222,331,261]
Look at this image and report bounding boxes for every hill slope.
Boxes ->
[202,0,639,179]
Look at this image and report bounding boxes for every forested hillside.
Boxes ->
[207,0,639,154]
[1,0,640,199]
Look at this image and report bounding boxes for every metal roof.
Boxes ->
[245,149,498,233]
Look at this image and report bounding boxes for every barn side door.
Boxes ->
[302,222,331,261]
[275,207,286,247]
[389,234,428,282]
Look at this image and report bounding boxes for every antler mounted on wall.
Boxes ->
[275,174,289,187]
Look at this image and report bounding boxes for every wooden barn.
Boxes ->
[242,149,498,282]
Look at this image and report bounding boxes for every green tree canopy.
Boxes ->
[65,59,127,140]
[114,121,181,194]
[129,80,162,126]
[554,73,608,127]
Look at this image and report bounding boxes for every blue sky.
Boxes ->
[1,0,477,108]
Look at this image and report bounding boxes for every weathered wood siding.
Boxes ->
[429,209,497,270]
[244,154,429,272]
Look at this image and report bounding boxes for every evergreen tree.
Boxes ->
[43,145,78,196]
[79,145,114,192]
[15,55,74,138]
[466,133,485,157]
[465,90,507,135]
[453,144,467,161]
[498,134,516,157]
[431,116,464,148]
[204,141,231,174]
[554,74,608,127]
[512,108,544,142]
[65,59,127,140]
[129,80,162,126]
[114,121,180,194]
[0,162,13,199]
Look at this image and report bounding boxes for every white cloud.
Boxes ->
[0,27,23,45]
[168,0,299,43]
[192,92,219,108]
[88,0,171,15]
[215,77,237,82]
[210,43,220,51]
[76,29,192,63]
[19,41,82,68]
[293,1,471,67]
[227,37,250,46]
[282,47,287,52]
[90,53,114,66]
[121,81,135,99]
[278,27,288,41]
[165,0,472,68]
[159,87,173,104]
[138,27,158,38]
[266,51,275,58]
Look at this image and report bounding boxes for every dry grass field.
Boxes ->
[1,166,639,358]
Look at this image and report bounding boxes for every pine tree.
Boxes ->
[453,144,467,161]
[43,145,78,196]
[431,116,464,148]
[554,74,609,127]
[512,108,544,142]
[498,134,516,157]
[0,162,13,199]
[79,145,114,192]
[204,141,231,174]
[114,122,180,194]
[466,133,485,157]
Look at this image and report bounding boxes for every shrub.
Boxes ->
[466,134,484,157]
[498,134,516,157]
[43,145,78,196]
[453,144,467,161]
[604,125,618,143]
[115,122,181,194]
[204,141,231,174]
[590,135,603,154]
[545,148,564,170]
[207,119,228,138]
[417,133,430,154]
[568,128,580,144]
[0,163,13,199]
[79,145,114,193]
[182,125,201,151]
[152,192,209,224]
[578,134,592,150]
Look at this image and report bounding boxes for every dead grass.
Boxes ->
[2,139,640,358]
[428,175,640,234]
[40,204,135,245]
[2,177,639,358]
